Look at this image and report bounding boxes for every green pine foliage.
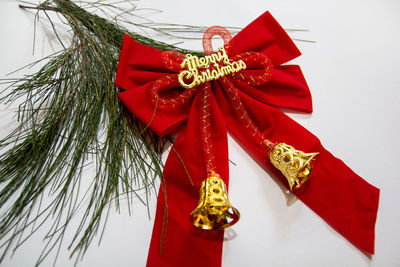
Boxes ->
[0,0,200,264]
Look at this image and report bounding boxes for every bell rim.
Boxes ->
[190,206,240,230]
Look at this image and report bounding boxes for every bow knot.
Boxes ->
[152,26,274,111]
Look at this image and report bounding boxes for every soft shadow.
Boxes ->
[278,108,314,117]
[262,152,322,206]
[265,167,299,206]
[223,228,238,241]
[323,218,374,262]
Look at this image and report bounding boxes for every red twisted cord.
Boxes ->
[202,27,274,153]
[199,83,216,176]
[149,74,198,109]
[198,26,232,176]
[220,77,274,151]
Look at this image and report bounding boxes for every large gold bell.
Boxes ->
[190,175,240,230]
[269,143,318,191]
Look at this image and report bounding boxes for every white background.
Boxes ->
[1,0,400,266]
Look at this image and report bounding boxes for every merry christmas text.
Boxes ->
[178,47,246,89]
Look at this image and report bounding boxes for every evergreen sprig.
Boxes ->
[0,0,200,264]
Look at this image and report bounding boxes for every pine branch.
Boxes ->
[0,0,200,264]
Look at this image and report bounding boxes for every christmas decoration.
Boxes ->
[115,11,380,267]
[0,1,380,266]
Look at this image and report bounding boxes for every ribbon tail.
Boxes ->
[147,90,229,266]
[214,83,379,255]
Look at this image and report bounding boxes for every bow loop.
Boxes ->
[149,75,198,109]
[228,11,301,65]
[231,52,273,86]
[161,50,186,72]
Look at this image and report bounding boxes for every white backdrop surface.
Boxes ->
[0,0,399,266]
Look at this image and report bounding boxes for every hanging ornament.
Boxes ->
[115,11,380,267]
[269,142,318,191]
[0,1,380,265]
[190,173,240,230]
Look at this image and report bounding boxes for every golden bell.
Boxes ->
[269,143,318,191]
[190,176,240,230]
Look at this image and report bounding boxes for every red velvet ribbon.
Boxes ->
[115,11,380,266]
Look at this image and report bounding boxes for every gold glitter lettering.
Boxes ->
[178,47,246,89]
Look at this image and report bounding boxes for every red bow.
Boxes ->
[115,11,379,267]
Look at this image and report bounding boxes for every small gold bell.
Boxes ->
[269,143,318,191]
[190,175,240,230]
